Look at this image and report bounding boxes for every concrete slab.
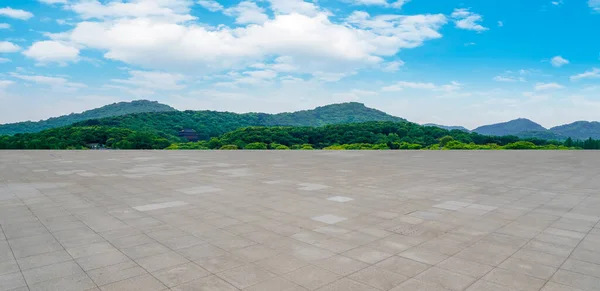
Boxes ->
[1,151,600,291]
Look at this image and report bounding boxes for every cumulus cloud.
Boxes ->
[0,7,34,20]
[11,73,87,92]
[381,60,404,72]
[349,0,410,9]
[0,23,10,29]
[382,81,461,92]
[39,0,68,4]
[570,68,600,80]
[590,0,600,12]
[197,0,224,12]
[493,76,518,82]
[68,0,195,22]
[23,41,80,64]
[57,3,446,76]
[534,82,565,91]
[224,1,269,24]
[0,41,21,53]
[112,70,187,91]
[451,8,488,32]
[0,80,14,90]
[550,56,569,67]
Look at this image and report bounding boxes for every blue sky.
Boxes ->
[1,0,599,129]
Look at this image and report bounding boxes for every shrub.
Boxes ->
[244,142,268,150]
[219,144,238,150]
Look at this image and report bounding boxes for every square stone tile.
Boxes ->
[86,261,147,286]
[99,274,167,291]
[498,257,557,280]
[313,255,368,276]
[152,262,210,287]
[171,275,237,291]
[437,257,494,278]
[343,246,393,264]
[316,278,379,291]
[311,215,347,225]
[194,253,248,273]
[0,272,27,291]
[483,268,546,291]
[376,256,431,277]
[349,266,408,290]
[415,266,477,291]
[22,260,85,285]
[284,265,342,290]
[398,248,448,265]
[256,254,309,275]
[551,269,600,291]
[28,273,96,291]
[217,264,276,289]
[391,278,453,291]
[135,251,190,272]
[245,277,307,291]
[327,196,354,203]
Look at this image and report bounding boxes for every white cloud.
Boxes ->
[197,0,224,12]
[332,89,378,102]
[68,0,195,22]
[0,57,11,63]
[497,21,503,27]
[11,73,87,92]
[313,71,354,82]
[550,56,569,67]
[493,76,518,82]
[0,7,34,20]
[381,60,404,72]
[0,41,21,53]
[23,41,80,64]
[224,1,268,24]
[0,23,10,29]
[112,70,186,90]
[268,0,322,16]
[61,5,446,76]
[0,80,14,90]
[589,0,600,12]
[534,82,565,91]
[349,0,410,9]
[571,68,600,80]
[552,0,563,6]
[451,8,488,32]
[39,0,68,4]
[382,80,461,92]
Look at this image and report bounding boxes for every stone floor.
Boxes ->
[1,151,600,291]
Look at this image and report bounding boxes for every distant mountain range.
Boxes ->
[0,100,175,136]
[423,124,470,132]
[1,100,599,140]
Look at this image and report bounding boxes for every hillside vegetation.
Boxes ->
[74,102,405,140]
[4,121,599,150]
[0,100,176,136]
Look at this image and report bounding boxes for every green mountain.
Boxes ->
[473,118,546,136]
[423,123,470,132]
[0,100,176,136]
[74,102,406,140]
[550,121,600,140]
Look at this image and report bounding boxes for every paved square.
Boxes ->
[1,151,599,291]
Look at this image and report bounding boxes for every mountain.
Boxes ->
[0,100,176,136]
[473,118,546,136]
[74,102,406,140]
[550,121,600,140]
[424,123,470,132]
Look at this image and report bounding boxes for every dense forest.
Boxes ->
[2,121,599,150]
[72,102,404,140]
[0,100,175,136]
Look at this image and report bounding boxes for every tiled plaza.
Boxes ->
[1,151,600,291]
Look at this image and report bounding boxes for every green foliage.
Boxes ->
[244,142,268,150]
[438,135,454,147]
[219,144,238,150]
[0,100,175,136]
[0,126,171,149]
[70,102,404,142]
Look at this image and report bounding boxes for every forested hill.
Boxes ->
[473,118,546,136]
[75,102,406,140]
[0,100,176,136]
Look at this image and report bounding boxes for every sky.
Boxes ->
[0,0,599,129]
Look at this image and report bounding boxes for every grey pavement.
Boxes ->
[1,150,600,291]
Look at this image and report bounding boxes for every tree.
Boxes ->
[438,135,454,147]
[564,137,573,148]
[244,142,267,150]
